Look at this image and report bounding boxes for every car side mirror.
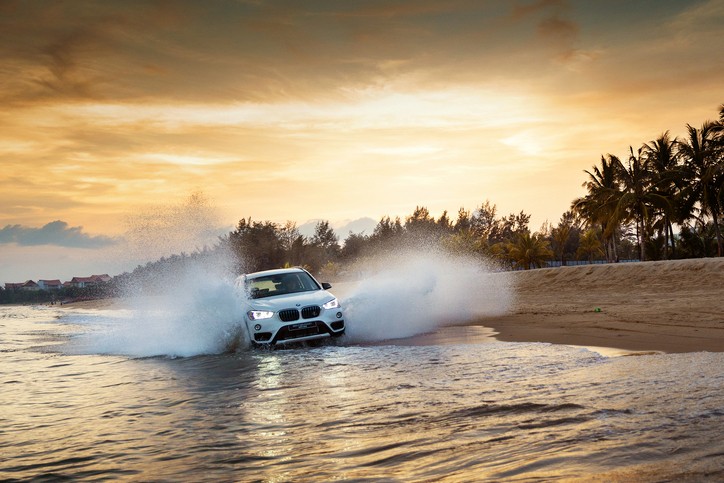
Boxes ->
[321,282,332,290]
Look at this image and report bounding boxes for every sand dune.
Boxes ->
[475,258,724,353]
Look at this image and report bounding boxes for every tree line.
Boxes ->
[221,204,545,275]
[219,202,632,276]
[573,104,724,261]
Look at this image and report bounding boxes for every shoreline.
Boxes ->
[472,258,724,354]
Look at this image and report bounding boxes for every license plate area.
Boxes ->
[289,322,318,332]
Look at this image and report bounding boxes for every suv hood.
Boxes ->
[247,290,335,310]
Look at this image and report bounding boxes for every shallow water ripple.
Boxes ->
[1,306,723,481]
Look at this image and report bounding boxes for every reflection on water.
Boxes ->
[1,305,723,481]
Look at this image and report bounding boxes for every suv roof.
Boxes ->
[244,267,306,279]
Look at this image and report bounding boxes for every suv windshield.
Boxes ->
[245,271,320,299]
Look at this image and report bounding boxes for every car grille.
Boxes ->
[278,309,300,322]
[301,305,321,319]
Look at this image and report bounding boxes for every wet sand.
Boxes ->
[473,258,724,353]
[60,298,122,310]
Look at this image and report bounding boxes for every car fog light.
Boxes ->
[254,324,262,331]
[336,312,343,319]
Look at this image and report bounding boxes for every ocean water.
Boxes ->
[2,303,723,482]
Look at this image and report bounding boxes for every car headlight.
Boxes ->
[248,310,274,320]
[322,298,339,310]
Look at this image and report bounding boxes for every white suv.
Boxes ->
[236,267,345,347]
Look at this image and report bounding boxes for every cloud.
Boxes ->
[0,220,120,248]
[0,1,187,104]
[38,24,107,99]
[507,0,582,62]
[510,0,568,21]
[537,15,578,44]
[0,0,585,106]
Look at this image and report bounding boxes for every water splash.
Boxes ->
[341,245,513,343]
[60,229,513,357]
[61,257,247,358]
[120,191,228,264]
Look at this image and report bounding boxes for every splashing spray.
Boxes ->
[341,243,513,343]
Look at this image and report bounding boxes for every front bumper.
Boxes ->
[274,320,345,344]
[248,313,345,345]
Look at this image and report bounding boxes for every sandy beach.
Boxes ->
[64,258,724,354]
[473,258,724,353]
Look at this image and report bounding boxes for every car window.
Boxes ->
[246,272,320,299]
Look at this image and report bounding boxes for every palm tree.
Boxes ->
[677,121,724,256]
[550,211,579,266]
[571,154,620,262]
[506,232,553,270]
[572,155,621,262]
[612,146,669,261]
[551,221,572,265]
[576,229,605,262]
[642,132,682,259]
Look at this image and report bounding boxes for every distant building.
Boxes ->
[67,277,95,288]
[67,274,112,288]
[37,279,63,291]
[4,274,113,292]
[20,280,40,291]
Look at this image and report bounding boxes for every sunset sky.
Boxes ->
[2,0,723,282]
